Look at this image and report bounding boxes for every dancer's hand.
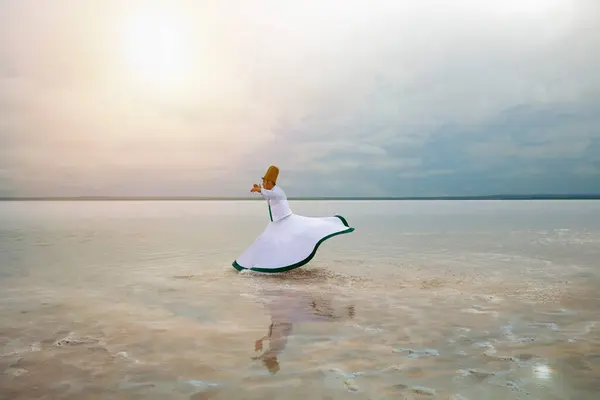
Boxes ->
[255,339,263,351]
[250,184,261,193]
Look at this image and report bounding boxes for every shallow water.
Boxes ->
[1,200,600,399]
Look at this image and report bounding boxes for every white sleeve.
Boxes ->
[260,188,277,199]
[260,187,283,199]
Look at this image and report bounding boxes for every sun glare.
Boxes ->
[123,10,189,89]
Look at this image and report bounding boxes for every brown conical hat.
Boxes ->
[262,165,279,184]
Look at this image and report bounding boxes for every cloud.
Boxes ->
[462,102,600,170]
[1,0,600,196]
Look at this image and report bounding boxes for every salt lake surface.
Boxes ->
[1,200,600,399]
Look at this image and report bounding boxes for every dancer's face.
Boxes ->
[262,179,275,190]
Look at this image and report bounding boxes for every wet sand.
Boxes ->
[1,200,599,399]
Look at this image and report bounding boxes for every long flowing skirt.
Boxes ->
[232,214,354,273]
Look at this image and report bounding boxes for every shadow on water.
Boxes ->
[177,265,352,282]
[251,288,355,375]
[235,265,335,280]
[232,265,372,286]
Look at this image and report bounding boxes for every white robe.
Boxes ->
[259,186,292,222]
[233,186,354,273]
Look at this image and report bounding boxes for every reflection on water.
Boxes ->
[1,200,600,399]
[251,289,355,375]
[533,363,552,380]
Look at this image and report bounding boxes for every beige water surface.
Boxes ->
[1,200,599,399]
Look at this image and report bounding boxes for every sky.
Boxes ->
[1,0,599,197]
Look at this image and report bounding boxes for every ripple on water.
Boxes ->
[409,385,436,396]
[393,347,440,359]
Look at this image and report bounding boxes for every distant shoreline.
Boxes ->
[1,195,599,201]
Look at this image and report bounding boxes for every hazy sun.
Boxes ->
[123,10,189,89]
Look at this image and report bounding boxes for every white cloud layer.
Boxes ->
[1,0,599,196]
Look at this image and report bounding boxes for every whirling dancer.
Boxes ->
[232,165,354,273]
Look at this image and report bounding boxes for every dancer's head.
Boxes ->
[262,165,279,190]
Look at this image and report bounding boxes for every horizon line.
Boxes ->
[1,194,600,201]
